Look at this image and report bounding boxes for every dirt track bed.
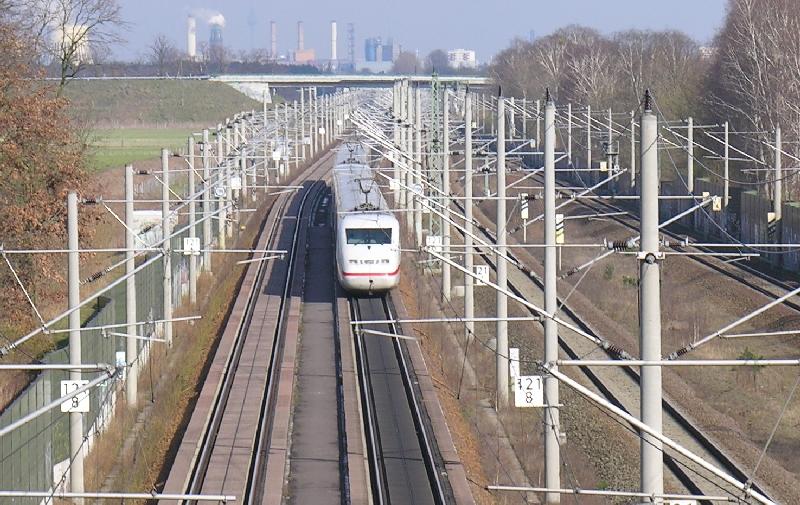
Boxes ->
[464,168,800,502]
[395,217,655,504]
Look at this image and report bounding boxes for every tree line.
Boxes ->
[489,0,800,198]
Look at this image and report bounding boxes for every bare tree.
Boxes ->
[15,0,125,94]
[710,0,800,195]
[148,33,178,76]
[615,30,704,117]
[559,26,619,106]
[391,51,420,74]
[425,49,450,74]
[533,32,570,99]
[489,39,543,98]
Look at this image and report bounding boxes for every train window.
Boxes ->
[346,228,392,245]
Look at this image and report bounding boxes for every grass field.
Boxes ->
[88,128,193,171]
[67,79,266,171]
[65,79,262,126]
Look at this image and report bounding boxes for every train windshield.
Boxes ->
[346,228,392,245]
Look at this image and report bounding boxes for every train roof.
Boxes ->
[334,163,390,214]
[335,141,368,166]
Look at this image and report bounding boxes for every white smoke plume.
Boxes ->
[191,8,225,27]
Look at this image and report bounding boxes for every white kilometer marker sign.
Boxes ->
[514,375,544,408]
[474,265,490,286]
[183,237,201,256]
[426,235,442,254]
[60,380,90,413]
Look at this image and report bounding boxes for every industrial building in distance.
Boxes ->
[182,14,480,74]
[447,48,477,69]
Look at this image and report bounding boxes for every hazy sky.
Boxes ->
[116,0,729,63]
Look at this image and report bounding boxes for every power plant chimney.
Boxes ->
[270,20,277,58]
[331,20,337,62]
[297,21,304,51]
[187,16,197,60]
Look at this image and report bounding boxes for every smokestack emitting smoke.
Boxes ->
[271,20,277,57]
[187,16,196,59]
[331,20,337,61]
[297,21,304,51]
[208,13,225,27]
[192,8,225,27]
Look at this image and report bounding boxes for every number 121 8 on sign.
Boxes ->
[514,376,544,408]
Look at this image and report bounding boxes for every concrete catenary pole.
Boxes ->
[218,161,227,251]
[496,96,509,409]
[226,153,234,238]
[774,126,782,223]
[687,116,694,193]
[442,86,451,302]
[521,97,527,139]
[125,166,138,407]
[216,124,223,166]
[567,103,573,166]
[607,108,614,174]
[293,100,299,171]
[535,99,541,148]
[397,82,405,209]
[639,91,663,499]
[543,95,561,504]
[241,150,249,205]
[202,129,212,272]
[300,88,306,161]
[406,82,415,233]
[509,97,516,138]
[414,85,423,247]
[262,89,268,130]
[464,90,475,348]
[723,121,729,208]
[67,192,85,503]
[631,111,637,190]
[161,149,173,347]
[326,94,332,146]
[489,95,495,136]
[188,137,197,305]
[586,105,592,176]
[321,94,327,148]
[313,88,319,157]
[225,121,232,158]
[393,81,401,204]
[284,103,290,176]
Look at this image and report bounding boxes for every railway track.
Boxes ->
[349,294,452,505]
[561,178,800,320]
[448,193,772,503]
[166,150,336,504]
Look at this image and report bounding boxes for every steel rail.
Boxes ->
[182,149,337,504]
[349,298,390,505]
[383,295,449,505]
[247,179,329,504]
[184,167,298,503]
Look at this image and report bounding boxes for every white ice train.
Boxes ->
[334,143,401,293]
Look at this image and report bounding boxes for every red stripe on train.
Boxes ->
[342,266,400,277]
